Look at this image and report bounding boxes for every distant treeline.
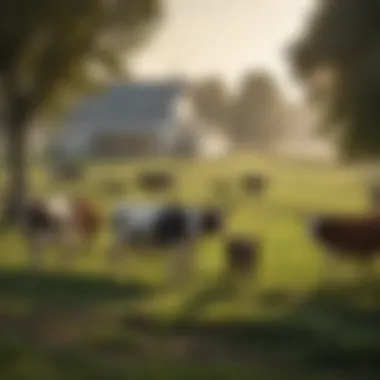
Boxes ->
[188,71,303,150]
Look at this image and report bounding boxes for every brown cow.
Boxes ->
[306,213,380,281]
[225,235,261,279]
[71,197,103,252]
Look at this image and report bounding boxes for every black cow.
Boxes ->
[225,235,261,278]
[109,202,225,281]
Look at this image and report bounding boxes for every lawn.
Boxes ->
[0,153,379,379]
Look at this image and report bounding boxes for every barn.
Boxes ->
[48,79,197,160]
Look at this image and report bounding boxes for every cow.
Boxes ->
[137,171,175,193]
[108,201,225,281]
[21,195,101,269]
[52,161,84,182]
[225,235,261,279]
[241,173,268,196]
[305,212,380,282]
[21,195,74,268]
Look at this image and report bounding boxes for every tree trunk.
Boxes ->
[4,126,28,226]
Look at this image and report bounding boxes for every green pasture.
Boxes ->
[0,153,379,380]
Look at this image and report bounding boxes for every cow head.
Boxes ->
[199,207,224,235]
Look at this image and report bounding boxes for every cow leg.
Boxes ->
[107,233,128,275]
[82,233,95,254]
[321,251,338,286]
[168,240,196,285]
[77,227,97,255]
[27,233,46,271]
[58,227,80,271]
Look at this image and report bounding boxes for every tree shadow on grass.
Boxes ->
[2,267,380,378]
[175,276,234,319]
[0,267,156,368]
[0,268,153,304]
[2,279,380,379]
[120,280,380,378]
[286,282,380,373]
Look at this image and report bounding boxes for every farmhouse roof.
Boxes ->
[63,79,187,133]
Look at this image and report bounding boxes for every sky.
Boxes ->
[130,0,315,100]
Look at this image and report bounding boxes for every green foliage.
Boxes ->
[0,0,161,126]
[291,0,380,160]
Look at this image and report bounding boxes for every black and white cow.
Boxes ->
[21,195,76,268]
[108,201,224,280]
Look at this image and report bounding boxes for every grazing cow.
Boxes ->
[52,161,84,182]
[225,236,260,279]
[199,207,224,234]
[241,174,268,196]
[138,171,175,192]
[21,195,75,268]
[21,195,101,268]
[111,202,165,249]
[23,198,56,236]
[108,201,225,280]
[151,205,224,247]
[306,213,380,280]
[110,202,224,248]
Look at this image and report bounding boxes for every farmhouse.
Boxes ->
[49,79,230,160]
[50,80,187,159]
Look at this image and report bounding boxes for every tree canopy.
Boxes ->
[231,71,289,149]
[291,0,380,160]
[190,77,231,128]
[0,0,161,125]
[189,72,291,150]
[0,0,161,223]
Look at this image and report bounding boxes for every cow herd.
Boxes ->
[5,168,380,284]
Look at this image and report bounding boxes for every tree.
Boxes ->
[0,0,161,223]
[231,71,289,149]
[190,77,231,128]
[290,0,380,161]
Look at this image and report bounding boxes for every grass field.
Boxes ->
[0,153,379,379]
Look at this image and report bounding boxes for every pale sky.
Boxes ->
[130,0,314,100]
